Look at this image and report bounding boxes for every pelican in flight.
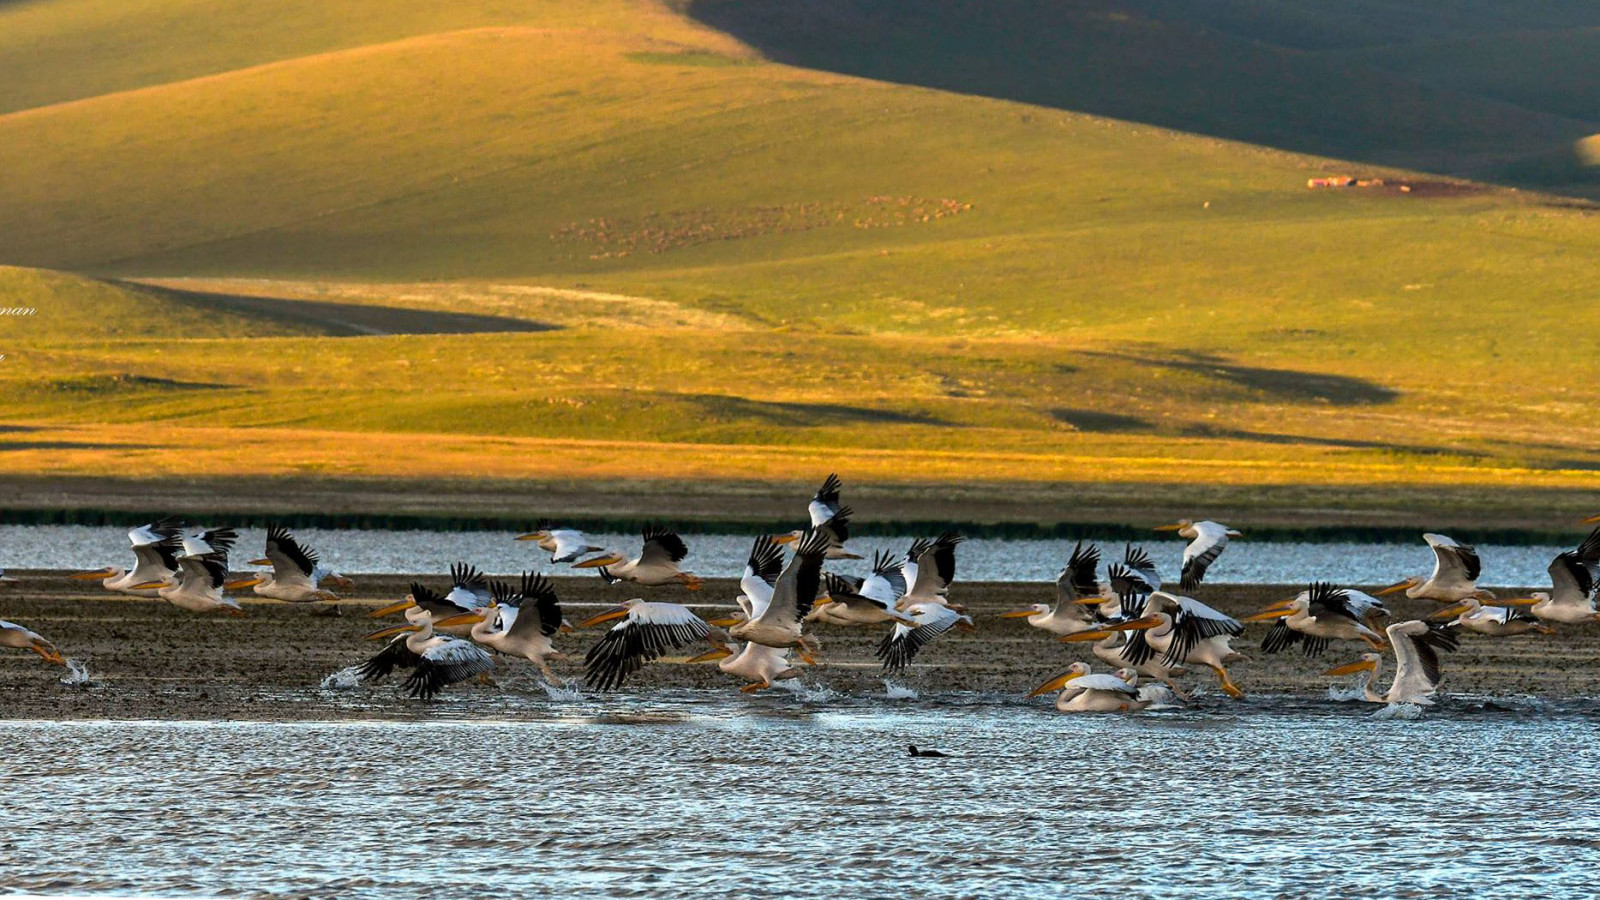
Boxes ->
[1028,662,1146,713]
[515,524,605,564]
[370,570,487,636]
[472,573,568,684]
[1377,533,1493,603]
[1086,591,1245,698]
[730,529,828,660]
[69,517,184,597]
[129,527,242,614]
[876,602,974,674]
[776,474,862,560]
[1115,544,1162,596]
[1155,519,1241,591]
[1324,620,1459,705]
[689,536,804,692]
[1,620,65,666]
[1497,528,1600,625]
[1000,541,1104,636]
[808,551,914,627]
[573,526,702,590]
[227,526,351,603]
[581,598,726,690]
[1428,598,1552,636]
[360,611,494,700]
[1244,582,1389,655]
[900,531,965,611]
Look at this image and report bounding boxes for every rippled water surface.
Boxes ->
[0,525,1576,585]
[4,698,1600,898]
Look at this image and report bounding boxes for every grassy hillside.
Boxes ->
[1,0,1597,525]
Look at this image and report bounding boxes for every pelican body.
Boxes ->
[472,573,568,684]
[573,526,702,589]
[231,526,349,603]
[1029,662,1146,713]
[1324,620,1459,704]
[1429,598,1552,637]
[1378,533,1493,603]
[0,620,65,666]
[1155,519,1241,590]
[1001,541,1103,637]
[1498,528,1600,625]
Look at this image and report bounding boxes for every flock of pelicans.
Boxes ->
[5,475,1600,713]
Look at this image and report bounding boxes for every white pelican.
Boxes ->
[1324,619,1459,705]
[227,526,350,603]
[876,602,974,674]
[580,598,725,691]
[131,532,243,614]
[689,535,803,692]
[1428,598,1553,636]
[776,474,862,560]
[1027,662,1146,713]
[1497,528,1600,625]
[1377,533,1493,603]
[1000,541,1104,636]
[1244,582,1388,655]
[899,531,964,611]
[573,526,702,590]
[359,612,494,700]
[68,517,184,596]
[180,527,238,560]
[808,552,914,627]
[1155,519,1241,590]
[1094,591,1245,698]
[369,579,483,636]
[515,524,605,564]
[472,573,568,684]
[1,620,64,665]
[1062,626,1191,699]
[730,529,829,659]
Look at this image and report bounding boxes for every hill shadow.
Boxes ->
[134,283,557,337]
[1083,350,1398,406]
[691,395,948,427]
[686,0,1598,189]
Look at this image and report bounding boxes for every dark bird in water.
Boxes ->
[907,743,949,758]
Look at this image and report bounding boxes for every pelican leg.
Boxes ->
[739,680,772,694]
[1361,633,1387,651]
[1209,664,1244,699]
[31,645,64,665]
[1162,678,1193,702]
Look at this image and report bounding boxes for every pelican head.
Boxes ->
[578,600,638,628]
[1496,592,1547,607]
[1429,598,1482,621]
[1375,575,1423,597]
[771,531,802,545]
[69,566,120,581]
[1111,667,1139,685]
[999,604,1049,619]
[1323,654,1381,677]
[1241,596,1304,622]
[1154,519,1193,533]
[369,596,417,618]
[323,573,355,591]
[515,529,553,543]
[1028,661,1090,697]
[572,552,626,569]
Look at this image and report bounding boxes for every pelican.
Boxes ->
[69,517,184,596]
[180,527,238,560]
[0,620,64,665]
[359,612,494,700]
[876,602,974,674]
[730,529,829,659]
[1155,519,1241,590]
[1244,582,1389,656]
[808,551,914,627]
[1089,591,1245,698]
[1027,662,1146,713]
[1000,541,1104,636]
[370,576,484,636]
[777,474,861,560]
[472,572,568,684]
[899,531,964,611]
[1428,598,1552,636]
[515,524,605,564]
[1377,533,1493,603]
[1497,528,1600,625]
[689,536,804,692]
[1324,620,1459,705]
[1116,544,1162,596]
[142,552,242,615]
[573,526,702,589]
[1063,628,1191,700]
[227,526,350,603]
[580,598,725,691]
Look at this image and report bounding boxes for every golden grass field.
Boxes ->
[1,0,1597,527]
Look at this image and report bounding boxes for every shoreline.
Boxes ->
[0,574,1592,721]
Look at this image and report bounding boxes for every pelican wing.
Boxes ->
[264,525,319,579]
[447,562,491,608]
[1424,533,1481,585]
[548,529,598,564]
[818,505,853,550]
[808,473,843,527]
[356,633,422,682]
[741,534,786,605]
[183,527,238,560]
[1121,544,1161,593]
[1056,541,1101,605]
[907,531,964,602]
[638,527,691,567]
[131,537,182,575]
[1261,618,1329,657]
[1070,673,1140,697]
[875,603,967,673]
[1548,528,1600,603]
[129,516,184,547]
[1162,595,1242,668]
[583,602,710,691]
[1306,581,1360,623]
[405,638,494,699]
[507,572,563,639]
[859,549,908,607]
[1388,620,1459,700]
[1179,521,1234,591]
[411,582,472,618]
[752,528,829,629]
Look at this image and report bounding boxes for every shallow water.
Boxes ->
[3,697,1599,898]
[0,524,1577,586]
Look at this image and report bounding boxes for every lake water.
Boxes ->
[0,524,1576,586]
[2,696,1599,898]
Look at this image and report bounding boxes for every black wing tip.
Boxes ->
[450,561,487,587]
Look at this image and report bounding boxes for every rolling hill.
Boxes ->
[1,0,1597,527]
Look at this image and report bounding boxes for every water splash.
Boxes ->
[538,682,584,701]
[1139,685,1183,709]
[58,659,91,686]
[1326,683,1369,702]
[320,665,367,691]
[772,679,839,702]
[1373,702,1426,720]
[883,680,919,700]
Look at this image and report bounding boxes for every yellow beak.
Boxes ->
[68,568,115,581]
[225,576,264,590]
[1323,660,1377,677]
[579,606,630,628]
[572,554,624,569]
[433,612,486,628]
[1028,670,1084,697]
[1241,601,1296,623]
[248,558,272,566]
[366,623,420,640]
[1154,523,1183,532]
[771,533,800,545]
[1583,514,1600,525]
[706,615,744,628]
[1374,579,1414,597]
[999,610,1038,619]
[1060,629,1114,643]
[130,580,168,590]
[369,599,416,618]
[687,647,733,663]
[514,531,549,542]
[1496,597,1540,607]
[1429,602,1471,621]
